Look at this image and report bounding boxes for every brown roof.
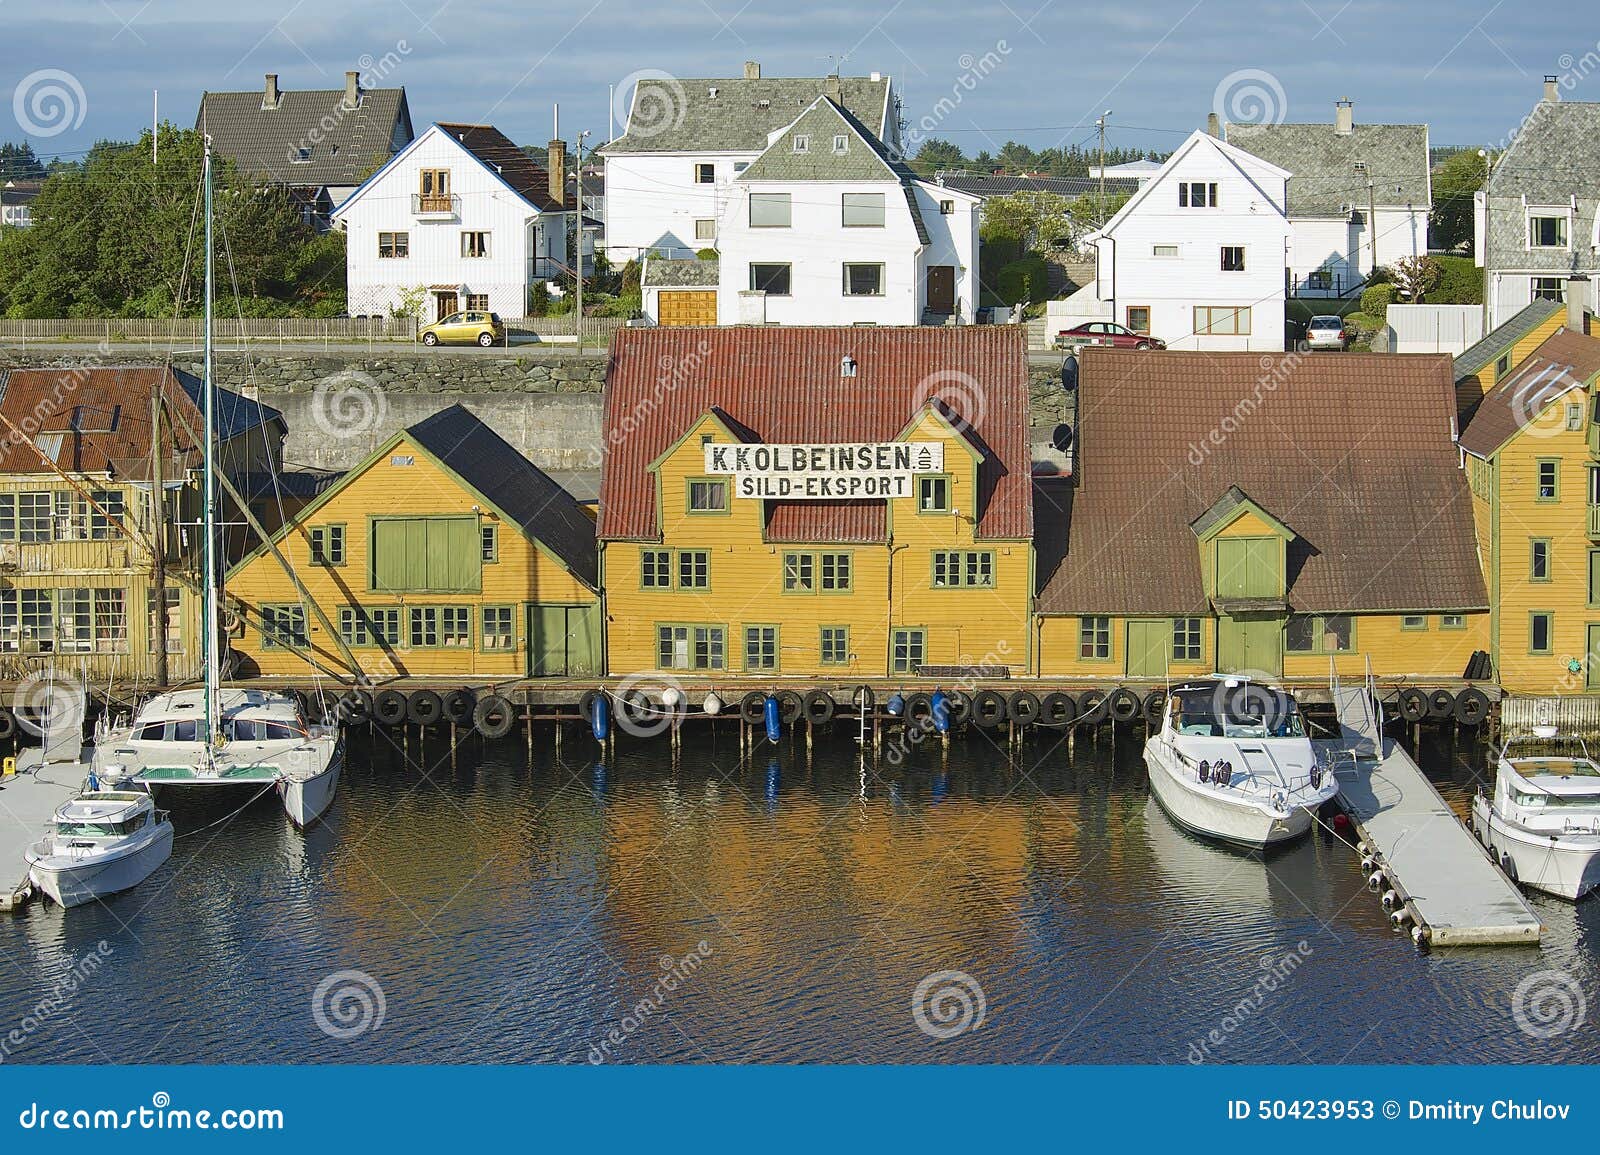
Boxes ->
[0,366,203,478]
[1459,328,1600,459]
[435,123,566,212]
[1036,348,1487,615]
[599,327,1033,543]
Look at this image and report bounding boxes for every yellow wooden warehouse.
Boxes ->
[226,404,600,680]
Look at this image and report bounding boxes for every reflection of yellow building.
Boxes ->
[1458,320,1600,691]
[599,328,1035,678]
[227,404,599,679]
[1035,348,1489,680]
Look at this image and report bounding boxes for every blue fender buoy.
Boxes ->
[591,694,610,741]
[764,695,781,743]
[886,693,906,717]
[930,689,950,734]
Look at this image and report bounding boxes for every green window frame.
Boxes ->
[932,551,995,589]
[408,606,439,648]
[783,552,815,593]
[1536,458,1560,502]
[18,491,51,542]
[1285,613,1355,654]
[820,552,851,592]
[1590,550,1600,608]
[891,627,926,674]
[481,524,498,563]
[685,478,729,514]
[820,626,849,665]
[656,623,726,670]
[261,604,307,649]
[677,550,710,590]
[1529,611,1554,655]
[1401,614,1428,631]
[339,606,369,647]
[309,524,345,567]
[1530,538,1552,582]
[1439,614,1467,630]
[1172,617,1202,661]
[641,549,671,589]
[744,625,779,671]
[441,606,471,648]
[481,605,514,651]
[1495,352,1511,380]
[917,474,951,514]
[1079,616,1111,660]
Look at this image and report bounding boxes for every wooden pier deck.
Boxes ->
[1315,734,1543,946]
[0,753,79,912]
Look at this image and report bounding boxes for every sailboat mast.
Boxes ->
[201,137,221,749]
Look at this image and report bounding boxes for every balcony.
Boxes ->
[1588,504,1600,538]
[412,193,460,218]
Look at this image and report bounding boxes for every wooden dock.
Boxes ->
[0,753,79,912]
[1317,686,1542,946]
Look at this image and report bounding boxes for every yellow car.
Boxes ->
[419,310,507,347]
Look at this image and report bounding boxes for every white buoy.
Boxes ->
[1381,889,1398,909]
[662,686,682,708]
[1391,908,1412,929]
[1361,855,1378,872]
[703,692,723,716]
[1357,841,1370,856]
[1367,870,1385,890]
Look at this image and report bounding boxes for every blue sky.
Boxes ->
[3,0,1593,161]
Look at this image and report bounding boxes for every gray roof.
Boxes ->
[1453,299,1563,380]
[196,86,413,187]
[739,98,929,244]
[1481,100,1600,275]
[603,75,891,154]
[408,404,598,589]
[1225,121,1429,215]
[935,172,1137,200]
[643,258,718,287]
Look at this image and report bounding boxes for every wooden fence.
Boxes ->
[0,315,630,345]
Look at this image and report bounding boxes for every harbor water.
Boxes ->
[2,725,1596,1064]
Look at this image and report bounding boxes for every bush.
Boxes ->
[1430,255,1482,305]
[528,281,551,317]
[1359,282,1395,320]
[993,256,1051,306]
[1343,311,1384,341]
[695,248,718,261]
[620,259,641,296]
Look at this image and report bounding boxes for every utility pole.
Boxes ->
[1367,176,1378,279]
[150,387,169,687]
[575,129,589,355]
[1096,110,1110,222]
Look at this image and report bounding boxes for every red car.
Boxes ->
[1054,322,1166,351]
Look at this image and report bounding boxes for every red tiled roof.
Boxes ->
[0,366,203,478]
[1459,327,1600,459]
[1035,348,1487,615]
[599,327,1033,542]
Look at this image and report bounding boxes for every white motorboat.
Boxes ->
[1471,727,1600,901]
[25,789,174,909]
[1144,677,1340,849]
[93,689,343,828]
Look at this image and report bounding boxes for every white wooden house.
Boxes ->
[332,122,572,321]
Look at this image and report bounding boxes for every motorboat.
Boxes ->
[1471,727,1600,900]
[25,789,174,909]
[1144,676,1339,849]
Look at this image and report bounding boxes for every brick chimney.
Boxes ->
[1335,98,1353,135]
[744,61,761,80]
[1569,275,1590,335]
[262,74,280,110]
[825,74,842,102]
[343,70,361,109]
[1545,74,1561,102]
[1206,112,1221,138]
[547,139,567,206]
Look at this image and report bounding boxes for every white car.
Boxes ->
[1305,315,1347,351]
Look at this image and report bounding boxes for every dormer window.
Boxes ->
[832,134,848,154]
[793,134,810,154]
[1179,182,1218,208]
[1528,210,1570,249]
[291,147,312,164]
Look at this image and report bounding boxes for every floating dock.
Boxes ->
[1318,684,1542,946]
[0,753,79,912]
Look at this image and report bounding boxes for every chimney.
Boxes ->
[1206,112,1221,138]
[547,138,567,206]
[1569,275,1590,335]
[1545,74,1561,102]
[262,73,280,110]
[744,61,761,81]
[343,70,361,109]
[825,74,842,102]
[1335,98,1353,135]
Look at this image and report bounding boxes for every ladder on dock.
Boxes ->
[1316,659,1542,947]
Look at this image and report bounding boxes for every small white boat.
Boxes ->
[25,789,174,909]
[1144,677,1340,849]
[1472,727,1600,901]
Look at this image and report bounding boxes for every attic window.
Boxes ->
[792,134,810,154]
[292,147,312,163]
[832,134,848,154]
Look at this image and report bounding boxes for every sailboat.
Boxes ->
[91,136,342,827]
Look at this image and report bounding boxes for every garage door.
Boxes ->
[658,290,717,326]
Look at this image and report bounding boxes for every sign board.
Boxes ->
[703,442,945,501]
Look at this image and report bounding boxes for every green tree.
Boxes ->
[981,191,1077,252]
[1430,149,1487,254]
[909,138,966,175]
[0,142,46,181]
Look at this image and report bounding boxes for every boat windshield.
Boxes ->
[57,814,145,837]
[228,718,304,741]
[1513,790,1600,809]
[1173,689,1304,739]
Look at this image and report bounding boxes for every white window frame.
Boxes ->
[1526,207,1571,251]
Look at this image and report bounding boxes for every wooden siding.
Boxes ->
[226,435,596,678]
[1456,310,1567,420]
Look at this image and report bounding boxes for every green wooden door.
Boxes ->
[371,516,481,592]
[1126,619,1169,677]
[1588,624,1600,691]
[1215,537,1281,600]
[564,604,601,677]
[527,603,601,677]
[1217,614,1282,676]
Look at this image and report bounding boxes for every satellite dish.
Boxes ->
[1051,423,1074,452]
